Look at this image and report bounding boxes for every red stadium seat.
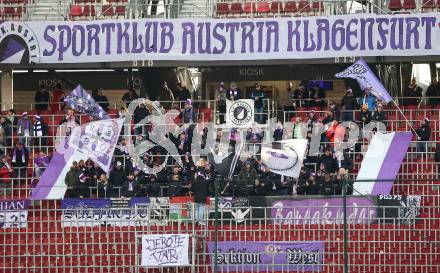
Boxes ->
[257,1,270,13]
[402,0,416,8]
[270,1,283,13]
[284,1,298,13]
[216,2,229,15]
[388,0,403,10]
[230,2,243,14]
[243,2,256,13]
[70,5,83,17]
[298,0,311,12]
[83,5,95,16]
[16,7,24,17]
[312,1,324,11]
[115,6,125,15]
[3,7,17,15]
[102,5,114,16]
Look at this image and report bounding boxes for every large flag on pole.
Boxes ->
[335,58,392,103]
[261,139,308,178]
[64,85,110,120]
[353,132,412,196]
[30,118,124,200]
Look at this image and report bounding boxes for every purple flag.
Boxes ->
[64,85,110,120]
[354,132,412,195]
[335,58,393,103]
[30,118,124,200]
[207,241,324,272]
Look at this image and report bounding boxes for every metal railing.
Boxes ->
[1,0,437,21]
[0,181,439,272]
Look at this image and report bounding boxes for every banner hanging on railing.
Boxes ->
[207,241,324,272]
[377,194,421,225]
[141,234,190,267]
[0,200,29,228]
[270,196,376,225]
[1,13,439,64]
[61,198,150,227]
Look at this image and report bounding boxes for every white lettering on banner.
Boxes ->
[141,234,190,267]
[0,14,439,64]
[0,200,28,228]
[271,201,376,225]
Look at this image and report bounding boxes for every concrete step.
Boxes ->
[30,16,65,20]
[29,0,68,20]
[179,9,207,15]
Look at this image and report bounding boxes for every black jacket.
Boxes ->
[318,154,338,174]
[35,89,50,110]
[122,92,139,106]
[175,88,191,102]
[94,95,109,111]
[372,110,386,122]
[341,95,358,110]
[319,178,337,195]
[168,181,182,197]
[122,179,141,197]
[304,180,320,195]
[416,124,431,141]
[109,168,126,186]
[191,177,209,204]
[360,110,372,123]
[97,182,114,198]
[435,146,440,162]
[133,106,150,124]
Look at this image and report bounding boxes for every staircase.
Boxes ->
[29,0,67,21]
[176,0,210,17]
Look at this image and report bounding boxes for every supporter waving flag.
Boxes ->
[30,118,124,200]
[64,85,110,120]
[335,58,392,104]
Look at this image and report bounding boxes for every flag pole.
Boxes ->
[392,99,419,139]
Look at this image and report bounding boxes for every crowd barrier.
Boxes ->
[0,181,439,273]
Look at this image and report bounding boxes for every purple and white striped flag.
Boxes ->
[64,85,110,120]
[354,132,412,195]
[335,58,393,103]
[30,118,124,200]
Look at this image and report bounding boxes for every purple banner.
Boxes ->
[0,200,29,210]
[271,197,376,225]
[207,241,324,272]
[61,198,149,209]
[61,198,149,227]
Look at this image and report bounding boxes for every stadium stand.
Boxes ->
[0,80,438,272]
[0,0,439,272]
